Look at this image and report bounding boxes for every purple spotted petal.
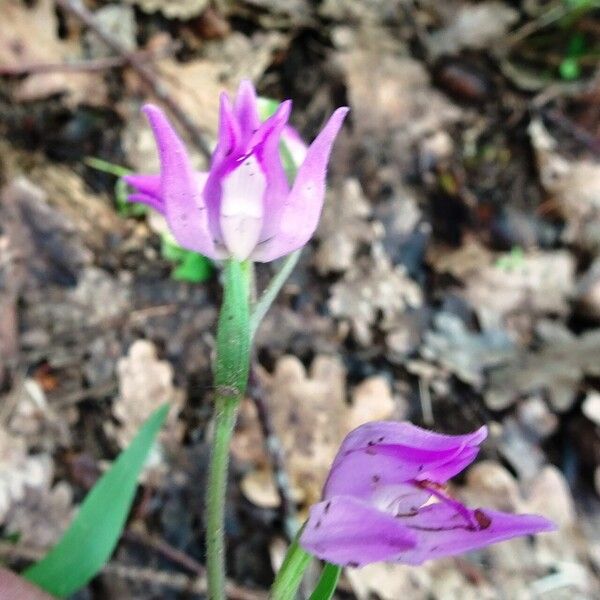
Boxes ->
[251,107,349,262]
[142,105,216,258]
[300,496,417,568]
[323,422,487,500]
[395,503,556,565]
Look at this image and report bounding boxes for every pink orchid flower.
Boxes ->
[300,421,555,567]
[124,80,348,262]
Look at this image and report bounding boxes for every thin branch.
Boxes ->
[0,542,266,600]
[248,367,299,540]
[54,0,212,159]
[0,43,179,76]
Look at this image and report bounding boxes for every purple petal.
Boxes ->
[124,173,162,203]
[394,503,556,565]
[252,100,292,244]
[219,153,267,260]
[126,192,164,213]
[143,104,216,258]
[251,107,349,262]
[323,422,487,500]
[300,496,417,568]
[233,80,261,146]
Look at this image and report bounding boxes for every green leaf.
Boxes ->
[161,235,213,283]
[172,252,214,283]
[24,404,169,597]
[270,528,312,600]
[309,563,342,600]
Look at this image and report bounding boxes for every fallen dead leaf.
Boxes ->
[0,0,107,106]
[426,1,518,58]
[329,244,422,346]
[314,178,380,275]
[486,329,600,411]
[463,250,575,330]
[0,428,52,525]
[239,355,395,509]
[125,0,209,19]
[420,312,515,388]
[106,340,184,449]
[4,480,73,550]
[529,119,600,252]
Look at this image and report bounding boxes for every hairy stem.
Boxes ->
[206,260,251,600]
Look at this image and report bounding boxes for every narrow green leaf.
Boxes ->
[270,528,312,600]
[309,563,342,600]
[24,404,169,597]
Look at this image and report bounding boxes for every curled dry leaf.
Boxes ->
[106,340,184,450]
[329,245,422,346]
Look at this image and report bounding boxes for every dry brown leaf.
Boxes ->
[0,0,107,106]
[329,245,422,346]
[125,0,209,19]
[0,428,52,525]
[314,178,379,275]
[529,119,600,252]
[124,31,286,140]
[486,329,600,411]
[427,239,495,280]
[426,1,518,58]
[347,376,396,431]
[240,356,395,509]
[334,27,461,141]
[463,250,575,329]
[106,340,184,449]
[4,481,73,550]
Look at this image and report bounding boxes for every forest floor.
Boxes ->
[1,1,600,598]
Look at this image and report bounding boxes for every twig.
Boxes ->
[0,43,179,76]
[247,367,299,540]
[542,108,600,155]
[0,542,267,600]
[123,528,205,576]
[54,0,212,159]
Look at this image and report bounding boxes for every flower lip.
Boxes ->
[300,421,556,568]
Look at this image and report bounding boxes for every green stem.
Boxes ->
[271,526,312,600]
[250,249,302,340]
[206,259,251,600]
